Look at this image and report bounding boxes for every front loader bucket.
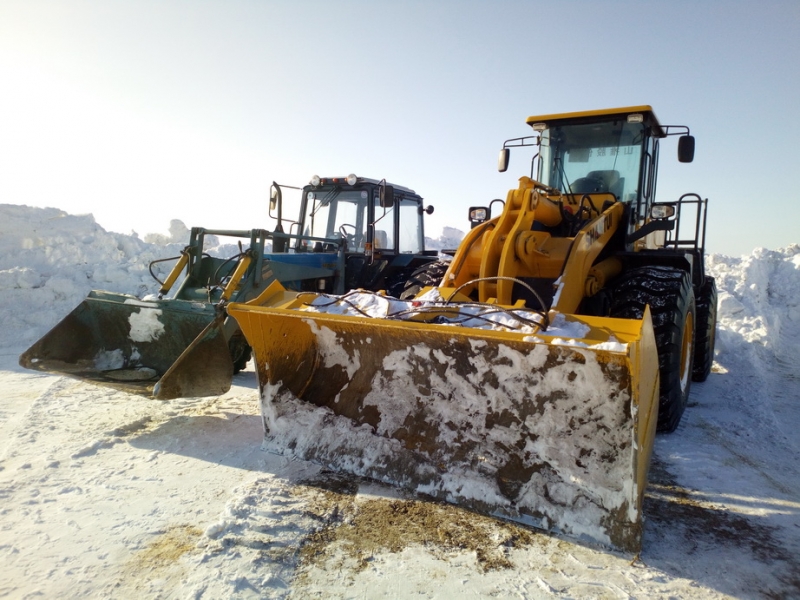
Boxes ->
[20,290,234,399]
[228,288,660,552]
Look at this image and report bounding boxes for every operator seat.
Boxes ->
[374,230,388,250]
[571,169,621,197]
[587,170,620,193]
[571,175,604,194]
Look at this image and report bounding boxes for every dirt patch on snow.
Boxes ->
[293,472,540,578]
[114,524,204,594]
[134,524,204,569]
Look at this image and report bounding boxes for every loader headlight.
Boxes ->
[346,173,358,186]
[310,175,321,186]
[650,204,676,219]
[470,208,487,221]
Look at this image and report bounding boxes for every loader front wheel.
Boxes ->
[692,277,717,382]
[399,260,450,300]
[611,266,696,433]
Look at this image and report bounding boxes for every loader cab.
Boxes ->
[522,106,694,234]
[536,118,643,204]
[296,174,431,256]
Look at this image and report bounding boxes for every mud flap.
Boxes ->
[19,290,234,399]
[228,296,659,552]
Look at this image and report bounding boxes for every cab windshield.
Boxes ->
[301,188,370,250]
[538,120,645,204]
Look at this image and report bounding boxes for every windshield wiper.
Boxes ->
[554,156,574,195]
[311,188,341,218]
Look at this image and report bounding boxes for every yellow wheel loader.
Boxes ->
[227,106,717,552]
[19,176,439,399]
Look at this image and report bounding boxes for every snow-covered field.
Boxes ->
[1,204,799,599]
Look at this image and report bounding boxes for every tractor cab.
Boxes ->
[295,174,431,257]
[267,174,437,296]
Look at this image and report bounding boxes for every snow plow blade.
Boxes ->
[19,290,233,399]
[228,284,660,552]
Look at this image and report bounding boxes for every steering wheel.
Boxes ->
[338,224,356,237]
[338,224,359,249]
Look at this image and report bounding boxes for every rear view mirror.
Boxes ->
[270,183,281,211]
[498,148,510,172]
[678,135,695,163]
[380,184,395,208]
[269,182,285,237]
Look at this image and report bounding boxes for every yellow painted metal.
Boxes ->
[441,176,626,315]
[449,176,575,304]
[220,253,253,302]
[526,105,665,137]
[552,202,626,314]
[679,309,695,395]
[441,218,494,291]
[227,282,660,551]
[585,257,623,298]
[158,251,190,297]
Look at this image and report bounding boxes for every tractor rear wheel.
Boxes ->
[399,260,450,300]
[228,332,252,374]
[611,266,696,433]
[692,277,717,382]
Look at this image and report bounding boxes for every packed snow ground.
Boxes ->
[1,204,799,599]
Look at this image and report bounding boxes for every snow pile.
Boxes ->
[0,204,237,348]
[0,205,176,347]
[708,245,800,350]
[423,226,465,251]
[704,245,800,454]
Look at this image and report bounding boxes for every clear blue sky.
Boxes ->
[1,1,798,256]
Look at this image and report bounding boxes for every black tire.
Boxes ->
[385,268,413,299]
[228,332,252,374]
[692,277,717,382]
[399,260,450,300]
[610,266,696,433]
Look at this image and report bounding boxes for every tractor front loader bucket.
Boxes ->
[20,290,234,399]
[227,284,660,552]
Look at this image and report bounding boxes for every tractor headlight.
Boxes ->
[310,175,321,186]
[346,173,358,186]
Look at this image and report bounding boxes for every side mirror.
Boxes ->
[270,182,284,234]
[498,148,510,172]
[678,135,695,163]
[380,184,395,208]
[269,183,281,211]
[418,205,434,215]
